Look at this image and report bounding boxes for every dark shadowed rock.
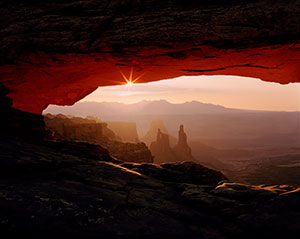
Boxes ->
[99,140,154,163]
[179,183,236,208]
[121,161,227,186]
[0,83,53,141]
[0,138,300,238]
[41,140,121,164]
[212,182,278,200]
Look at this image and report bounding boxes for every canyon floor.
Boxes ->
[1,138,300,239]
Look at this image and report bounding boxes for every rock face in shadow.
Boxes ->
[0,83,53,141]
[121,161,227,186]
[0,138,300,239]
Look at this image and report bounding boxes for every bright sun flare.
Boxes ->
[119,67,145,87]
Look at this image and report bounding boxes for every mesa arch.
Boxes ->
[0,0,299,113]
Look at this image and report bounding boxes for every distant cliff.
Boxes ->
[44,114,117,143]
[106,121,139,143]
[44,114,153,163]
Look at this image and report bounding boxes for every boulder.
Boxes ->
[212,182,279,200]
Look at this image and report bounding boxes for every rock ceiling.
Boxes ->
[0,0,299,113]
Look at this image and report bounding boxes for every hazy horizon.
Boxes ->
[76,75,300,112]
[69,99,300,112]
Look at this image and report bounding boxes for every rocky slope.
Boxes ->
[1,83,300,238]
[96,138,153,163]
[1,138,300,239]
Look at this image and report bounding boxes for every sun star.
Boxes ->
[119,67,145,87]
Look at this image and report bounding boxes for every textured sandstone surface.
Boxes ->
[1,138,300,239]
[0,0,299,113]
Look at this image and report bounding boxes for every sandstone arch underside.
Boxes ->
[0,0,299,113]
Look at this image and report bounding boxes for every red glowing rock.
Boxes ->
[0,1,299,113]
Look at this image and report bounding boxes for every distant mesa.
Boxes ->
[44,113,118,143]
[150,124,196,164]
[44,114,153,163]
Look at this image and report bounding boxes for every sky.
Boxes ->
[79,75,300,111]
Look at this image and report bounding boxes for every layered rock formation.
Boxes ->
[44,113,153,163]
[44,114,117,143]
[150,125,196,164]
[0,1,299,113]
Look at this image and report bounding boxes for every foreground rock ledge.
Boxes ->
[1,138,300,239]
[0,0,299,113]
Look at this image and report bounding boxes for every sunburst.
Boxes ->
[119,67,145,87]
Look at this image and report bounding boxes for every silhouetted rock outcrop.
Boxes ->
[150,124,196,164]
[150,128,177,164]
[173,125,194,161]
